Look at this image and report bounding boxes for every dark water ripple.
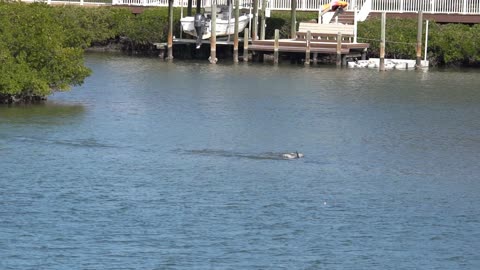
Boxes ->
[1,54,480,269]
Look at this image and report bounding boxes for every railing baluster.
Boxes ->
[35,0,479,14]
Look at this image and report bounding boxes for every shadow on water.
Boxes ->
[180,149,302,161]
[0,102,85,124]
[12,136,116,149]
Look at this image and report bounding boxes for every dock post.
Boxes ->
[305,30,311,65]
[291,0,297,39]
[313,53,318,64]
[187,0,192,16]
[260,0,267,40]
[252,0,259,41]
[379,12,386,71]
[274,29,279,64]
[243,28,249,62]
[209,2,218,64]
[233,0,240,63]
[416,9,423,68]
[167,0,174,60]
[336,32,342,67]
[196,0,201,13]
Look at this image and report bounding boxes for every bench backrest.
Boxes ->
[297,22,354,42]
[299,23,354,35]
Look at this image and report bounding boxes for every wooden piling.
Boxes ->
[416,9,423,68]
[187,0,192,16]
[290,0,297,39]
[361,48,367,60]
[305,30,311,65]
[196,0,201,13]
[379,12,386,71]
[209,2,217,64]
[167,0,174,60]
[252,0,258,41]
[342,55,347,66]
[313,53,318,64]
[336,32,342,66]
[243,28,249,62]
[273,29,279,64]
[260,0,267,40]
[233,0,240,63]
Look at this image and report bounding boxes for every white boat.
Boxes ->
[180,6,251,40]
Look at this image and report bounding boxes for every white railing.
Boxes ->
[22,0,480,14]
[368,0,480,14]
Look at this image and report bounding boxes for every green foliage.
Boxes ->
[124,8,170,44]
[429,23,479,65]
[357,17,418,59]
[122,7,182,48]
[0,2,91,103]
[358,17,480,66]
[52,6,133,48]
[266,11,318,39]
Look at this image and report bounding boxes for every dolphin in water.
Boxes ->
[282,151,304,159]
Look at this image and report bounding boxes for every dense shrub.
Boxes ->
[0,2,91,103]
[357,17,480,66]
[51,6,134,48]
[266,11,318,39]
[428,23,480,65]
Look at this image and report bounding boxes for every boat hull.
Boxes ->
[180,15,250,39]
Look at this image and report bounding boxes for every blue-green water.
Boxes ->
[1,54,480,269]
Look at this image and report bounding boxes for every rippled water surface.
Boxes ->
[1,53,480,269]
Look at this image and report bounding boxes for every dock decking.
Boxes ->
[155,37,369,65]
[249,39,368,55]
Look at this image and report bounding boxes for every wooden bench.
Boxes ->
[296,22,355,43]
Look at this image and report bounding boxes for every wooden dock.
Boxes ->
[156,38,368,65]
[248,39,369,59]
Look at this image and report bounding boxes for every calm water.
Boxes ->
[1,53,480,269]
